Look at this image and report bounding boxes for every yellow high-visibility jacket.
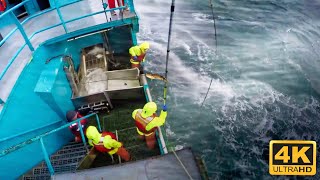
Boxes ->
[86,126,122,155]
[129,43,149,64]
[132,109,167,134]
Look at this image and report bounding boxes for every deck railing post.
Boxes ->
[95,113,102,132]
[54,0,68,33]
[78,120,89,153]
[9,12,34,51]
[127,0,134,12]
[40,138,55,175]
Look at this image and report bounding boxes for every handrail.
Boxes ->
[0,112,101,157]
[0,0,131,103]
[0,0,30,18]
[0,118,60,143]
[0,1,79,47]
[0,6,127,82]
[27,7,126,40]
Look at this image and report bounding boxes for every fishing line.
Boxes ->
[200,0,218,107]
[163,0,175,106]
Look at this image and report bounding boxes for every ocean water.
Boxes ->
[135,0,320,179]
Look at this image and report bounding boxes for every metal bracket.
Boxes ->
[103,91,114,109]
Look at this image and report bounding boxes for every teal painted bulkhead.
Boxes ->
[0,44,74,179]
[0,22,137,178]
[34,57,75,119]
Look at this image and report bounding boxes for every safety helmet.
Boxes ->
[140,42,150,51]
[141,102,157,118]
[66,110,77,122]
[86,126,101,144]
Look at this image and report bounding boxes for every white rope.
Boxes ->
[172,149,194,180]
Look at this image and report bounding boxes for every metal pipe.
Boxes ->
[79,123,89,152]
[127,0,134,12]
[0,0,80,47]
[63,6,126,25]
[64,10,105,24]
[0,113,96,157]
[29,22,63,40]
[115,130,121,163]
[40,138,55,175]
[21,8,55,25]
[0,0,30,18]
[54,0,68,33]
[0,27,18,47]
[0,118,60,142]
[9,12,34,51]
[95,113,102,132]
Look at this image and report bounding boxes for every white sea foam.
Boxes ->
[191,13,214,23]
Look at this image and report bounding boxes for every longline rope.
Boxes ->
[201,0,218,107]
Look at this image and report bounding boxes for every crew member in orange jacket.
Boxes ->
[132,102,167,149]
[66,110,88,142]
[129,42,150,69]
[86,126,130,161]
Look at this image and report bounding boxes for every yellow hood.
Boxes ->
[139,42,150,53]
[86,126,101,144]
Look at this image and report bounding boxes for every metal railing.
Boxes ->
[0,112,102,175]
[0,0,130,104]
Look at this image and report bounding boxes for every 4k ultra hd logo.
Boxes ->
[269,140,316,176]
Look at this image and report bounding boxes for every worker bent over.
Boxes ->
[66,110,88,142]
[132,102,167,149]
[86,126,130,161]
[129,42,150,69]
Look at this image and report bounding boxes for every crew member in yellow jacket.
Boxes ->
[86,126,130,161]
[132,102,167,149]
[129,42,150,69]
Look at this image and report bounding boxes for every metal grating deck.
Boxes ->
[22,101,163,179]
[87,101,161,167]
[21,142,87,179]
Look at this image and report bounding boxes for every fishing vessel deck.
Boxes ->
[20,100,165,179]
[53,148,202,180]
[0,0,136,112]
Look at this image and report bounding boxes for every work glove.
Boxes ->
[162,105,167,112]
[133,56,138,61]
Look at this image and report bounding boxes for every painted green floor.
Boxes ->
[87,100,160,167]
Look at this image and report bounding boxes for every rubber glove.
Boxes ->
[133,56,138,61]
[162,105,167,112]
